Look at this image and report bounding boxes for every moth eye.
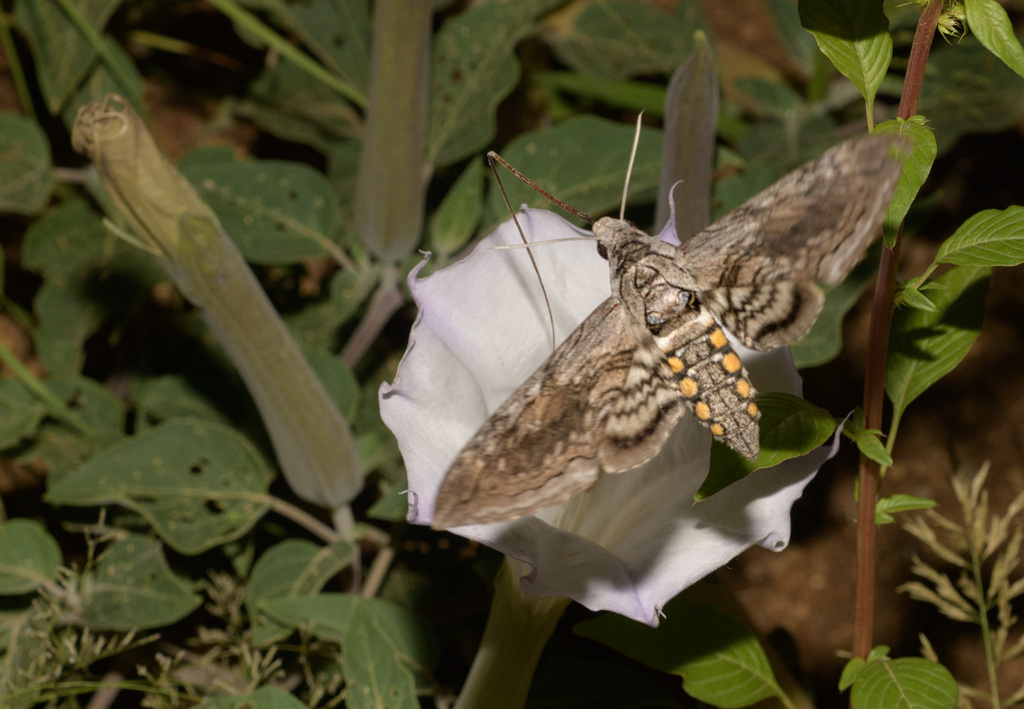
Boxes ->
[678,291,692,309]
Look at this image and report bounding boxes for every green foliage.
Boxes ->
[78,533,203,631]
[45,420,273,554]
[577,596,785,708]
[179,155,344,265]
[263,594,434,709]
[844,653,958,709]
[0,520,61,595]
[2,0,1024,706]
[700,393,835,500]
[0,113,53,215]
[799,0,892,114]
[484,115,663,226]
[886,265,990,423]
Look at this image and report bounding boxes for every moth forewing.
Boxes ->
[432,134,906,529]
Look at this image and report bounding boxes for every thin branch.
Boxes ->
[853,0,942,661]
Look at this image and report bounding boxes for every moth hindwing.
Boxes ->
[432,134,905,528]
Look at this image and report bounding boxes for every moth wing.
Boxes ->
[681,135,903,351]
[595,329,688,473]
[683,135,903,289]
[432,298,684,528]
[701,281,825,352]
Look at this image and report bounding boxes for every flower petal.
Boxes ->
[380,209,828,625]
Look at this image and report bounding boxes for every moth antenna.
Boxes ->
[493,235,599,250]
[487,152,558,350]
[488,152,596,225]
[620,112,644,220]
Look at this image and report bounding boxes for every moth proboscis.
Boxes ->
[432,134,907,529]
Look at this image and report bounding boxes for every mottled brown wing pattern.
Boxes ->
[682,136,904,290]
[680,135,905,352]
[432,299,686,528]
[432,134,905,528]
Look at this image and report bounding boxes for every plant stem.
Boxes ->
[205,0,367,108]
[453,558,570,709]
[267,496,341,544]
[852,0,942,661]
[968,522,1001,706]
[0,341,101,436]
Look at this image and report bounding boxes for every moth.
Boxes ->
[432,135,905,529]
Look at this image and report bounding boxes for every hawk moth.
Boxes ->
[432,135,905,529]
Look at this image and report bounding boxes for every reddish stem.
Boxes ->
[852,0,942,662]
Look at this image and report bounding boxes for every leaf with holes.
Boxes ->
[78,534,202,631]
[45,420,272,555]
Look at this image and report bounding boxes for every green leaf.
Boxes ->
[263,594,434,709]
[238,61,362,152]
[764,0,820,73]
[733,78,804,121]
[305,349,361,421]
[799,0,892,110]
[78,533,201,631]
[196,686,308,709]
[330,265,380,326]
[839,657,866,691]
[0,379,47,449]
[899,285,938,312]
[60,38,145,132]
[934,205,1024,267]
[875,494,936,525]
[854,431,892,468]
[791,250,877,368]
[547,1,709,80]
[844,409,893,467]
[133,375,232,427]
[886,265,990,421]
[699,393,835,500]
[247,539,356,646]
[919,39,1024,153]
[429,157,485,257]
[576,597,783,708]
[849,657,958,709]
[45,420,272,555]
[18,376,126,481]
[241,0,371,91]
[22,200,161,375]
[533,72,669,115]
[0,520,62,595]
[179,155,342,265]
[485,116,663,227]
[965,0,1024,80]
[13,0,124,113]
[0,113,54,215]
[429,0,558,166]
[874,117,936,248]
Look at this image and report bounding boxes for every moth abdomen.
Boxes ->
[653,306,761,459]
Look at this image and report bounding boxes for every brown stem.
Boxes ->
[852,0,942,661]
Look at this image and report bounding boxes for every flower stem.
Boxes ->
[853,0,942,661]
[454,558,570,709]
[967,521,1001,706]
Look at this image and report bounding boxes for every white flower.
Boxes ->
[379,208,831,626]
